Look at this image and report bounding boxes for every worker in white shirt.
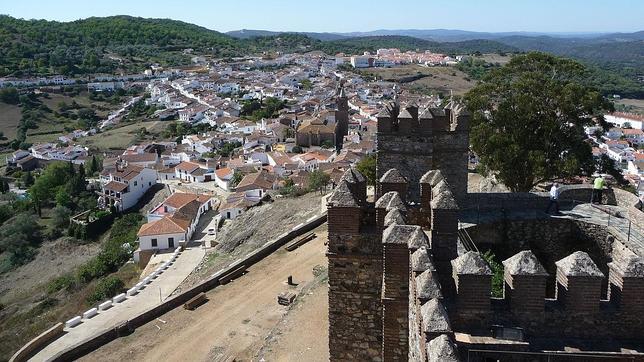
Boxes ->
[546,182,560,214]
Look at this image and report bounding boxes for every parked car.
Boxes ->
[207,228,216,235]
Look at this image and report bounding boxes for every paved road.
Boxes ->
[30,242,206,361]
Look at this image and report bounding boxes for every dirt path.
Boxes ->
[258,272,329,361]
[83,225,330,362]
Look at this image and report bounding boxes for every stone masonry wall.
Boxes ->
[328,252,383,361]
[377,134,433,202]
[431,130,469,206]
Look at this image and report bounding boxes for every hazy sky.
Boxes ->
[2,0,642,33]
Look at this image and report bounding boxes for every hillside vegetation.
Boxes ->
[0,15,641,98]
[0,16,517,77]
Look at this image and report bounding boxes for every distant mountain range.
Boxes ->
[227,28,644,43]
[227,28,644,84]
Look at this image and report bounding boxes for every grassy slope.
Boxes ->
[362,64,476,96]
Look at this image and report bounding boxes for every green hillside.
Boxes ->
[0,15,239,76]
[0,17,519,77]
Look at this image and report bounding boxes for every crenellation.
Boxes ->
[503,251,548,314]
[328,101,644,361]
[555,251,604,314]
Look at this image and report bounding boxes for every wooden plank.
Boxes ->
[183,292,207,310]
[217,265,247,285]
[285,233,316,251]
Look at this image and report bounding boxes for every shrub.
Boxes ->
[47,273,76,294]
[482,250,504,298]
[87,275,124,304]
[75,213,142,284]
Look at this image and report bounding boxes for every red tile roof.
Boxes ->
[104,181,128,192]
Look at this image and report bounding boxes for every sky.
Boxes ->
[1,0,642,33]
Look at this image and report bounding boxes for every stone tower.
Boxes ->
[327,169,383,361]
[334,84,349,151]
[376,101,470,204]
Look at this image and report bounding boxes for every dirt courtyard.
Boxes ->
[83,225,330,362]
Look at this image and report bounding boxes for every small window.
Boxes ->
[151,238,158,247]
[149,182,152,186]
[134,181,138,186]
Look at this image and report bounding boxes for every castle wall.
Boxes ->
[377,134,433,202]
[328,249,383,361]
[375,104,470,204]
[431,129,469,204]
[327,186,383,361]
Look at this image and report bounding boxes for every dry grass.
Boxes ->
[0,103,22,139]
[362,64,476,96]
[77,120,164,151]
[615,98,644,115]
[479,53,514,65]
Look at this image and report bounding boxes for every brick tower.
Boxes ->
[334,84,349,151]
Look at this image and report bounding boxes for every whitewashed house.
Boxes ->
[98,164,158,211]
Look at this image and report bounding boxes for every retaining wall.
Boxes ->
[9,323,64,362]
[24,214,327,362]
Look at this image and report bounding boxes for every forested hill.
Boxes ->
[0,15,241,76]
[318,36,517,55]
[0,16,516,77]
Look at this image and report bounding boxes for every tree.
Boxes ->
[597,154,626,185]
[592,129,604,140]
[321,140,334,149]
[356,154,376,185]
[0,179,10,193]
[88,155,101,174]
[87,276,124,304]
[55,189,73,208]
[308,170,331,194]
[300,79,313,90]
[21,171,35,187]
[77,108,96,120]
[0,87,19,104]
[52,205,72,230]
[230,170,243,187]
[465,52,614,192]
[0,213,43,268]
[29,161,76,216]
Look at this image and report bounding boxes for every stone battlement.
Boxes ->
[327,101,644,361]
[375,102,470,204]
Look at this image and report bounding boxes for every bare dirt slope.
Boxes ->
[216,193,323,253]
[83,225,330,362]
[178,193,324,293]
[363,64,476,96]
[0,237,100,306]
[0,237,102,359]
[258,267,329,361]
